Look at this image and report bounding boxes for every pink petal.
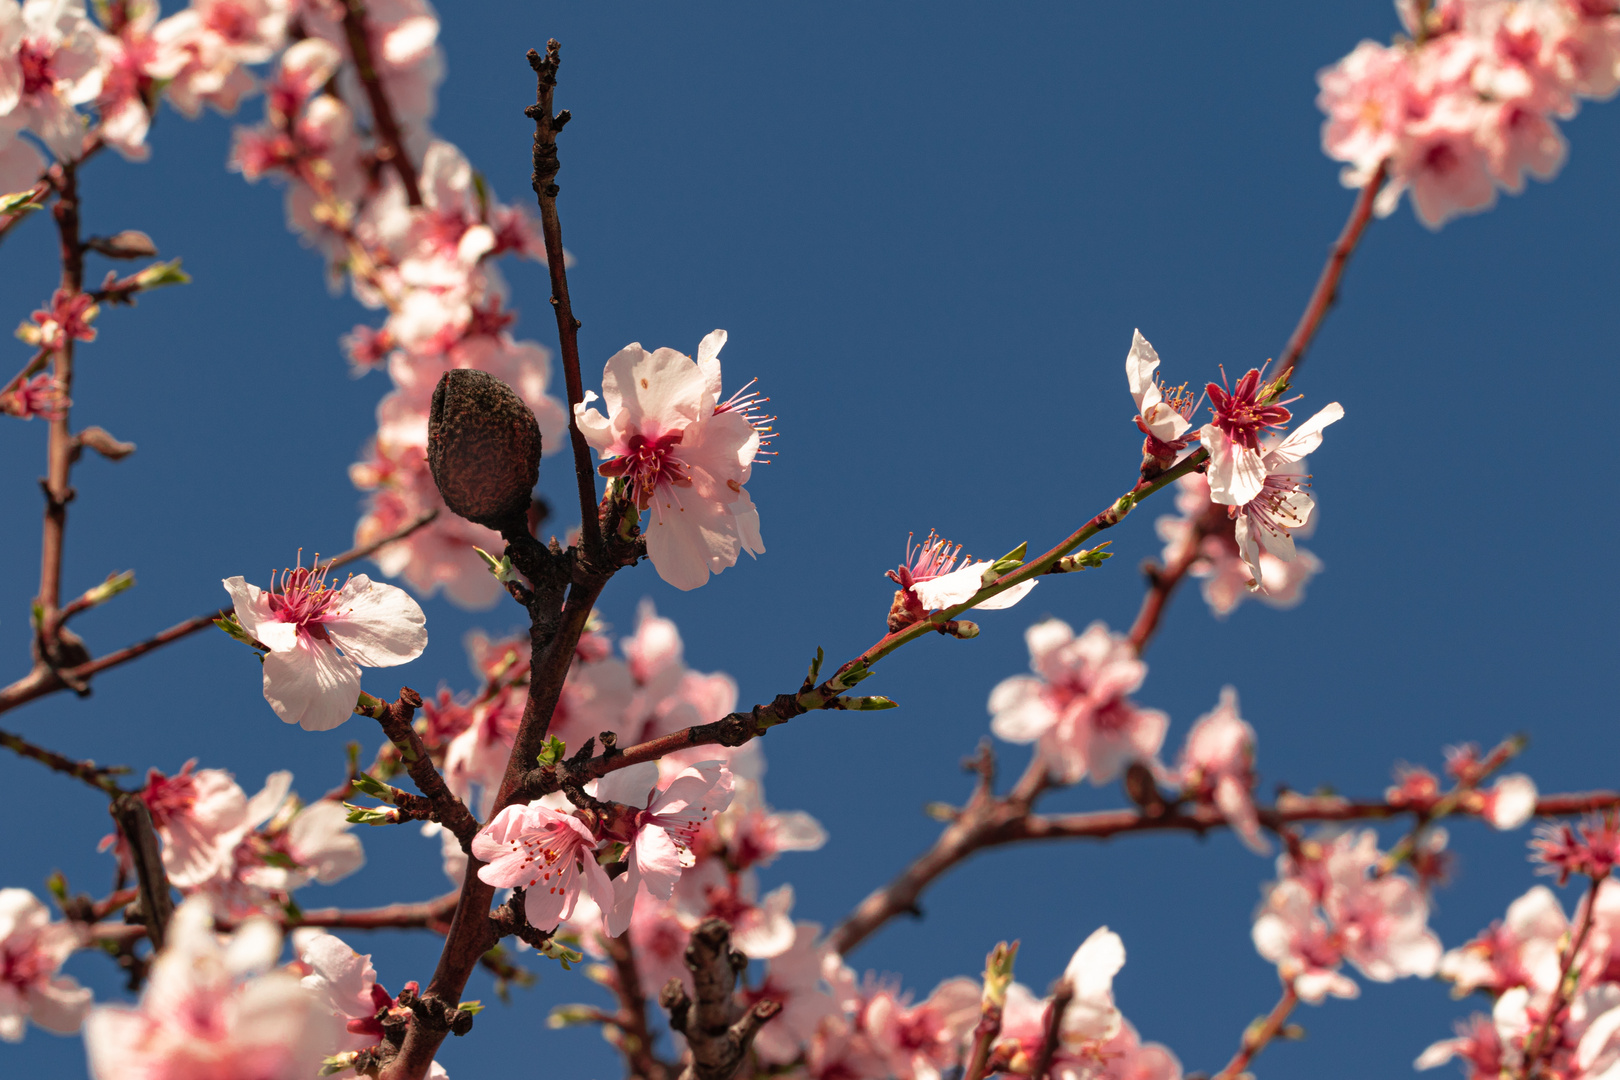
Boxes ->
[261,639,362,731]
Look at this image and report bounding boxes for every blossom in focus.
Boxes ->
[598,760,735,936]
[1125,329,1195,459]
[885,530,1036,630]
[988,619,1168,785]
[0,0,104,159]
[1199,367,1293,506]
[1172,686,1268,855]
[1230,402,1344,591]
[0,888,91,1042]
[472,799,614,932]
[575,330,766,590]
[84,896,337,1080]
[223,561,427,731]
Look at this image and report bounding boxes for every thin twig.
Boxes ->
[86,889,463,946]
[1030,979,1074,1080]
[339,0,422,205]
[1519,872,1606,1080]
[0,510,438,716]
[605,931,674,1080]
[1212,983,1299,1080]
[356,688,479,849]
[0,725,126,793]
[526,42,603,558]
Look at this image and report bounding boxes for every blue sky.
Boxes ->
[3,3,1618,1078]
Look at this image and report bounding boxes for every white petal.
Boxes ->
[1267,402,1345,465]
[325,575,428,668]
[261,640,363,731]
[223,577,296,652]
[1124,329,1160,407]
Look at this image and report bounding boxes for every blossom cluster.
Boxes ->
[1318,0,1620,228]
[1418,820,1620,1079]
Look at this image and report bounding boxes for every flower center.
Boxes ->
[19,42,55,96]
[204,2,257,43]
[266,564,341,639]
[602,432,690,510]
[1207,368,1292,450]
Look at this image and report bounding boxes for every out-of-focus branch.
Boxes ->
[1212,983,1299,1080]
[0,510,437,716]
[659,919,780,1080]
[525,41,603,558]
[0,725,126,793]
[1125,526,1204,655]
[87,890,463,947]
[1030,978,1074,1080]
[339,0,422,205]
[1519,871,1605,1079]
[109,793,174,950]
[604,931,674,1080]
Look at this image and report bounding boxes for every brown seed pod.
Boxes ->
[427,368,542,533]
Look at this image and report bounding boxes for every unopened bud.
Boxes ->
[131,259,189,291]
[428,369,542,532]
[88,231,158,259]
[82,570,136,607]
[548,1004,598,1028]
[945,619,980,639]
[835,694,898,711]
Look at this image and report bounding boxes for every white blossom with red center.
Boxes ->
[1199,366,1296,506]
[886,530,1036,625]
[0,0,104,161]
[989,618,1168,786]
[861,977,980,1080]
[472,799,614,932]
[1229,402,1344,591]
[1125,329,1196,458]
[598,760,735,936]
[576,330,766,590]
[223,560,427,731]
[993,928,1128,1073]
[0,888,90,1042]
[134,760,250,889]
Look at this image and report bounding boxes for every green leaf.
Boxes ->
[457,1001,484,1016]
[0,188,44,216]
[131,258,190,291]
[807,646,825,685]
[536,735,567,768]
[343,802,396,826]
[351,773,397,803]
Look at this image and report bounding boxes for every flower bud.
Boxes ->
[428,368,542,532]
[87,230,158,259]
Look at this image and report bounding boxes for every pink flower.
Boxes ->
[599,761,735,936]
[575,330,766,590]
[27,287,97,350]
[1229,402,1344,591]
[1125,330,1195,457]
[885,531,1036,627]
[1317,40,1414,180]
[296,930,385,1054]
[1251,877,1359,1004]
[0,0,104,160]
[749,923,842,1065]
[0,888,90,1042]
[1173,687,1268,855]
[136,760,250,888]
[989,619,1168,785]
[1321,832,1442,983]
[472,799,614,932]
[1155,474,1324,616]
[862,977,980,1080]
[300,0,442,128]
[1415,1014,1504,1076]
[1438,885,1567,998]
[150,0,287,118]
[92,1,163,162]
[1092,1020,1184,1080]
[1,372,68,419]
[995,929,1128,1074]
[224,561,427,731]
[84,897,337,1080]
[1199,367,1294,506]
[710,783,827,872]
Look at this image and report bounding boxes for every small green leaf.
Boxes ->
[536,735,567,768]
[807,646,825,685]
[83,570,136,607]
[835,695,898,711]
[457,1001,484,1016]
[343,802,397,826]
[0,188,44,216]
[351,773,397,803]
[131,258,190,291]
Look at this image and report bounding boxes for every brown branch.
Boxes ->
[605,931,674,1080]
[829,778,1620,956]
[1520,871,1605,1080]
[109,793,174,950]
[86,889,463,947]
[1275,160,1389,383]
[357,688,479,849]
[1126,534,1203,655]
[1030,979,1074,1080]
[0,510,438,717]
[0,725,126,793]
[526,42,603,559]
[1212,983,1298,1080]
[660,919,779,1080]
[339,0,421,205]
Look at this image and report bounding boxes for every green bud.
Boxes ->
[982,940,1020,1008]
[548,1004,599,1029]
[0,188,45,216]
[83,570,136,607]
[320,1054,361,1077]
[343,803,397,826]
[835,694,898,711]
[473,546,521,583]
[536,735,567,768]
[351,773,397,803]
[131,259,190,291]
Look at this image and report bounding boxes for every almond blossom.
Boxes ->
[295,930,452,1078]
[989,619,1168,786]
[1171,686,1268,855]
[1155,473,1323,616]
[0,0,103,160]
[1229,402,1344,590]
[598,760,735,935]
[1125,330,1195,461]
[575,330,766,590]
[885,530,1035,630]
[84,896,337,1080]
[993,928,1128,1074]
[133,759,252,888]
[748,922,843,1065]
[0,888,91,1042]
[223,561,427,731]
[860,977,980,1080]
[1199,367,1294,507]
[0,371,67,419]
[472,798,614,932]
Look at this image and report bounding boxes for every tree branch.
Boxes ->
[1212,983,1298,1080]
[0,510,438,716]
[339,0,422,206]
[356,687,479,849]
[526,42,603,559]
[0,725,126,793]
[660,919,779,1080]
[109,793,174,950]
[604,930,674,1080]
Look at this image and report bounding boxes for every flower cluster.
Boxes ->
[1252,829,1442,1004]
[1318,0,1620,229]
[107,759,364,919]
[1419,868,1620,1079]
